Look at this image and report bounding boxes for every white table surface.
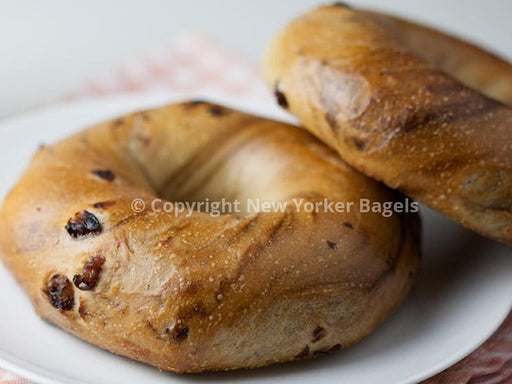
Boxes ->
[1,0,511,120]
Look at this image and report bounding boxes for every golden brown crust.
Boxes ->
[0,101,420,372]
[262,4,512,244]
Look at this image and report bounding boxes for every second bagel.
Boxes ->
[263,4,512,244]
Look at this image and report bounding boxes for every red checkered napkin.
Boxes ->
[62,33,268,102]
[1,33,511,384]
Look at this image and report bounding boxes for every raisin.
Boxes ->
[91,169,115,181]
[73,255,106,290]
[332,2,351,7]
[65,210,102,238]
[313,344,342,356]
[312,326,326,342]
[295,345,310,358]
[92,201,115,209]
[352,137,367,150]
[208,105,226,116]
[343,222,354,229]
[185,99,205,108]
[166,322,189,343]
[45,274,74,310]
[326,240,337,250]
[274,82,289,109]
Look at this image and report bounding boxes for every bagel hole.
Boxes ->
[156,163,293,218]
[141,124,336,218]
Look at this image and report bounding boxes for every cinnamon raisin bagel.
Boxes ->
[263,4,512,245]
[0,101,420,372]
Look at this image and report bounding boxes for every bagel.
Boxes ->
[0,101,420,372]
[263,4,512,245]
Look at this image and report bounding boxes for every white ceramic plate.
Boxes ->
[0,91,511,384]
